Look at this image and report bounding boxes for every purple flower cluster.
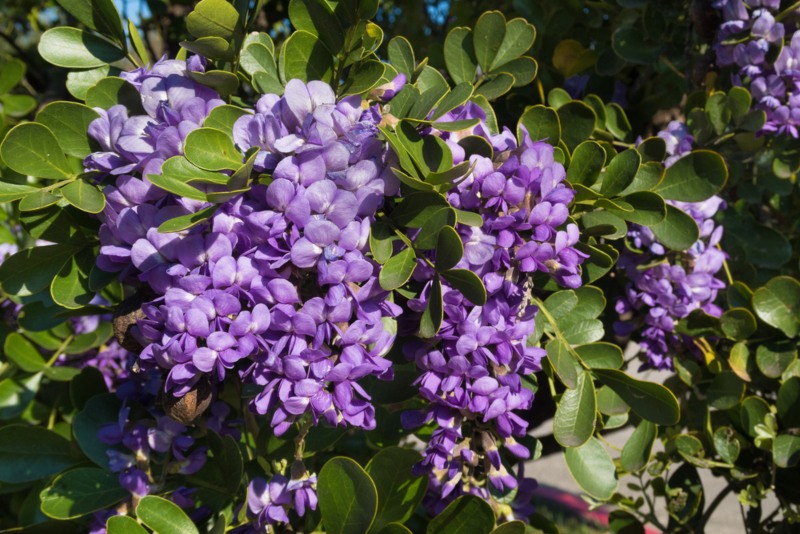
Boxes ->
[401,103,586,511]
[615,122,727,369]
[245,468,318,529]
[714,0,800,136]
[89,61,398,445]
[98,404,208,496]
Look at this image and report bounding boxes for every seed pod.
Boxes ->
[112,292,152,352]
[160,378,214,425]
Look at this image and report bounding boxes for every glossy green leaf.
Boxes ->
[379,248,416,291]
[444,27,477,85]
[426,494,495,534]
[708,371,745,410]
[61,180,106,214]
[774,435,800,468]
[128,19,151,65]
[36,102,100,158]
[650,205,700,251]
[318,457,378,534]
[564,437,617,500]
[778,378,800,428]
[756,342,797,379]
[593,369,680,425]
[720,308,758,341]
[184,128,242,171]
[557,101,597,151]
[66,65,115,100]
[289,0,343,52]
[596,386,629,415]
[1,123,72,179]
[489,17,535,70]
[107,515,148,534]
[3,333,46,372]
[611,27,661,64]
[655,150,728,202]
[55,0,125,44]
[601,149,641,197]
[740,396,770,438]
[567,141,605,186]
[518,105,560,146]
[604,103,632,141]
[0,425,76,483]
[158,205,219,233]
[1,94,36,117]
[240,43,278,79]
[342,59,386,95]
[546,338,580,388]
[713,427,740,465]
[282,31,334,84]
[365,447,427,532]
[0,244,78,297]
[0,373,41,420]
[188,70,239,96]
[554,370,596,447]
[420,275,443,338]
[474,73,515,101]
[84,77,144,113]
[473,11,506,73]
[498,56,537,87]
[435,226,463,271]
[40,468,127,520]
[51,248,95,309]
[575,343,623,369]
[74,394,123,468]
[388,36,415,77]
[620,420,657,473]
[38,27,125,68]
[415,207,456,250]
[0,59,25,94]
[137,495,199,534]
[441,268,487,306]
[752,276,800,338]
[186,0,240,40]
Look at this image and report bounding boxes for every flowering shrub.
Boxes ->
[0,0,799,533]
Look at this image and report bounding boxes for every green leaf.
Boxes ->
[158,205,219,233]
[204,106,250,138]
[604,103,632,141]
[720,308,757,341]
[188,70,240,96]
[51,248,95,309]
[288,0,343,53]
[341,60,386,96]
[40,468,127,520]
[756,342,797,379]
[778,378,800,429]
[655,150,727,202]
[752,276,800,338]
[0,182,38,203]
[1,94,36,117]
[379,248,416,291]
[281,30,334,84]
[650,205,700,251]
[441,269,487,306]
[73,394,122,468]
[554,370,596,447]
[713,427,740,465]
[546,338,580,388]
[474,73,515,101]
[666,464,704,525]
[318,457,378,534]
[420,275,443,338]
[593,369,680,426]
[637,137,667,163]
[580,210,627,239]
[574,343,623,369]
[740,396,770,438]
[564,437,617,500]
[567,141,605,187]
[365,447,427,532]
[596,386,629,415]
[388,36,415,77]
[430,83,474,121]
[608,192,666,227]
[0,59,25,94]
[489,18,535,70]
[436,226,463,271]
[66,65,115,100]
[0,425,76,483]
[0,244,78,297]
[601,149,641,197]
[444,27,478,85]
[390,192,449,227]
[557,101,597,151]
[85,77,144,113]
[128,19,151,65]
[415,207,456,249]
[0,373,41,420]
[1,123,72,179]
[708,371,744,410]
[473,11,506,73]
[4,332,46,372]
[498,56,537,87]
[36,102,100,158]
[518,105,560,146]
[184,128,242,171]
[182,35,234,60]
[186,0,241,40]
[107,515,148,534]
[774,435,800,468]
[61,180,106,214]
[38,27,125,68]
[240,43,278,79]
[426,495,495,534]
[55,0,125,44]
[137,495,199,534]
[620,420,657,473]
[369,222,395,265]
